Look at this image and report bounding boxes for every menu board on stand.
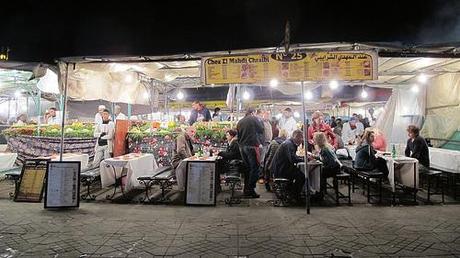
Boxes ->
[14,159,49,202]
[44,161,80,209]
[185,159,217,206]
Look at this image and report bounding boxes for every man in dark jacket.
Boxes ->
[188,101,212,125]
[270,130,305,200]
[237,108,265,198]
[405,125,430,169]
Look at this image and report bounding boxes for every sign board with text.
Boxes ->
[185,160,217,206]
[202,51,378,84]
[14,159,49,202]
[44,161,80,209]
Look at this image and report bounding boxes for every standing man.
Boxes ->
[256,109,273,164]
[188,101,211,125]
[279,107,297,138]
[341,117,364,145]
[114,105,127,120]
[237,107,265,198]
[95,105,106,125]
[92,109,115,168]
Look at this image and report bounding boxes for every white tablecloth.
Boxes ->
[429,147,460,173]
[297,161,322,193]
[380,155,419,192]
[100,153,158,191]
[0,153,17,170]
[40,153,89,170]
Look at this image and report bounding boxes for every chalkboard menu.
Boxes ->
[185,160,216,206]
[44,161,80,209]
[14,159,49,202]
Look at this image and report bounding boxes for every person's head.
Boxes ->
[336,118,342,126]
[177,114,186,123]
[101,109,110,121]
[245,107,255,116]
[362,129,375,144]
[407,125,420,139]
[262,110,271,120]
[331,116,336,121]
[49,107,57,117]
[311,111,324,126]
[214,107,221,114]
[114,105,122,115]
[98,105,106,114]
[226,129,237,142]
[358,114,363,120]
[291,129,303,145]
[349,117,357,126]
[313,132,331,150]
[192,101,202,111]
[279,129,288,139]
[283,107,292,118]
[18,114,27,122]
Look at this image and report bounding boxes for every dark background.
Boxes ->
[1,0,459,63]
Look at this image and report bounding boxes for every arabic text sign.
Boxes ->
[202,51,378,84]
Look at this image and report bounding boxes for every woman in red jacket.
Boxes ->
[307,111,337,149]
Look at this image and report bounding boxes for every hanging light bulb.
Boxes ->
[143,92,149,99]
[411,84,420,93]
[360,88,368,99]
[14,90,21,98]
[329,80,339,90]
[304,90,313,100]
[270,78,279,88]
[418,73,427,84]
[293,111,300,118]
[242,91,251,100]
[177,91,185,100]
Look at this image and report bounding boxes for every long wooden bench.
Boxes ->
[137,166,175,203]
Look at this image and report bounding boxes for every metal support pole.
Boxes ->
[37,91,41,136]
[301,81,310,214]
[59,63,70,161]
[127,103,132,119]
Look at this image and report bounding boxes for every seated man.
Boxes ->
[270,130,305,201]
[171,128,195,191]
[405,125,430,170]
[262,129,288,191]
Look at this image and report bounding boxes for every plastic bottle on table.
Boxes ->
[391,144,396,158]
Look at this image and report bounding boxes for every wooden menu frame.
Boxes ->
[14,159,49,202]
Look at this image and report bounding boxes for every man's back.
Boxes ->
[237,115,263,147]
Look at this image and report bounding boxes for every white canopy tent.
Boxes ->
[56,42,460,146]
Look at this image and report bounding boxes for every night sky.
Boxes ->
[1,0,459,63]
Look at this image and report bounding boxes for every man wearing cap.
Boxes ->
[95,105,106,125]
[237,107,265,198]
[342,117,364,145]
[279,107,297,138]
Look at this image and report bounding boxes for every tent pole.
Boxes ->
[37,91,41,137]
[301,81,310,214]
[59,63,70,162]
[127,103,132,119]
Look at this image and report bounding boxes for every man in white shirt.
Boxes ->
[114,105,127,120]
[341,117,365,145]
[279,107,297,138]
[94,105,105,125]
[45,107,61,125]
[92,109,115,168]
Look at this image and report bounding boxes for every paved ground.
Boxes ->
[1,199,460,257]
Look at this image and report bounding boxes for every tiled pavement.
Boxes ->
[1,199,460,257]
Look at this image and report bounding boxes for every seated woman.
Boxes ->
[371,128,387,152]
[354,130,389,177]
[218,129,241,163]
[312,132,341,192]
[262,129,288,191]
[405,125,430,170]
[171,127,195,191]
[217,129,242,192]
